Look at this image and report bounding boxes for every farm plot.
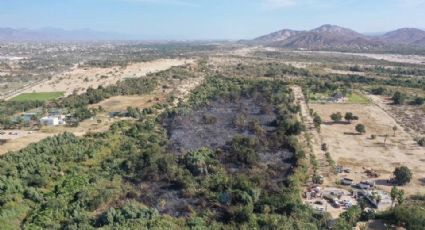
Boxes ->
[310,103,425,195]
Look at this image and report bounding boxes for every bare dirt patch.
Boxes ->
[310,103,425,195]
[6,59,193,99]
[369,95,425,136]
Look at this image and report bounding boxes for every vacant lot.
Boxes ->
[89,95,163,112]
[10,91,64,102]
[310,103,425,195]
[5,59,193,100]
[369,95,425,136]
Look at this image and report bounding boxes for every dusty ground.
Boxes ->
[297,51,425,65]
[89,95,164,112]
[310,103,425,195]
[369,95,425,136]
[5,58,194,99]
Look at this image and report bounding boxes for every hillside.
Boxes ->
[253,24,425,51]
[380,28,425,44]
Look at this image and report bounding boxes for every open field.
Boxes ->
[10,91,64,102]
[310,103,425,195]
[297,51,425,65]
[4,58,194,100]
[89,95,164,112]
[369,95,425,136]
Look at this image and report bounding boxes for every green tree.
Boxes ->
[392,92,406,105]
[313,114,322,128]
[331,112,343,123]
[344,112,355,123]
[355,124,366,134]
[397,189,405,206]
[393,166,412,186]
[391,186,398,208]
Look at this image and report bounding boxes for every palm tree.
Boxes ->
[393,126,398,136]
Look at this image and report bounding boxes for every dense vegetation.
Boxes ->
[0,77,330,229]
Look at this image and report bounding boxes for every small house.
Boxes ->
[40,116,59,126]
[40,116,66,126]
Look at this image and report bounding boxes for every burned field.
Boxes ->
[163,92,296,187]
[0,76,315,229]
[142,77,306,218]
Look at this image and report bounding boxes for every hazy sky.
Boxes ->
[0,0,425,40]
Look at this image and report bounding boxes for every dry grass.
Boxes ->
[311,103,425,195]
[6,59,193,100]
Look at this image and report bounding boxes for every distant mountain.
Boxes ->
[0,27,130,41]
[380,28,425,44]
[254,29,301,43]
[253,25,425,50]
[414,37,425,46]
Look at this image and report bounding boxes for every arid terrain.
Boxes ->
[310,103,425,195]
[4,58,193,99]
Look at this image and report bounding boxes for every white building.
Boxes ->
[40,116,66,126]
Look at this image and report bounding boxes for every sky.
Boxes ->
[0,0,425,40]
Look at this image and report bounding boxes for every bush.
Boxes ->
[393,166,412,186]
[371,87,386,95]
[418,137,425,147]
[355,124,366,134]
[183,148,215,176]
[392,92,406,105]
[412,97,424,106]
[228,135,260,167]
[330,112,342,123]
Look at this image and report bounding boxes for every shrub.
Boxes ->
[392,92,406,105]
[417,137,425,147]
[355,124,366,134]
[330,112,342,123]
[228,135,260,167]
[393,166,412,186]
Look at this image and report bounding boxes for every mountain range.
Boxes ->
[2,25,425,51]
[253,24,425,50]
